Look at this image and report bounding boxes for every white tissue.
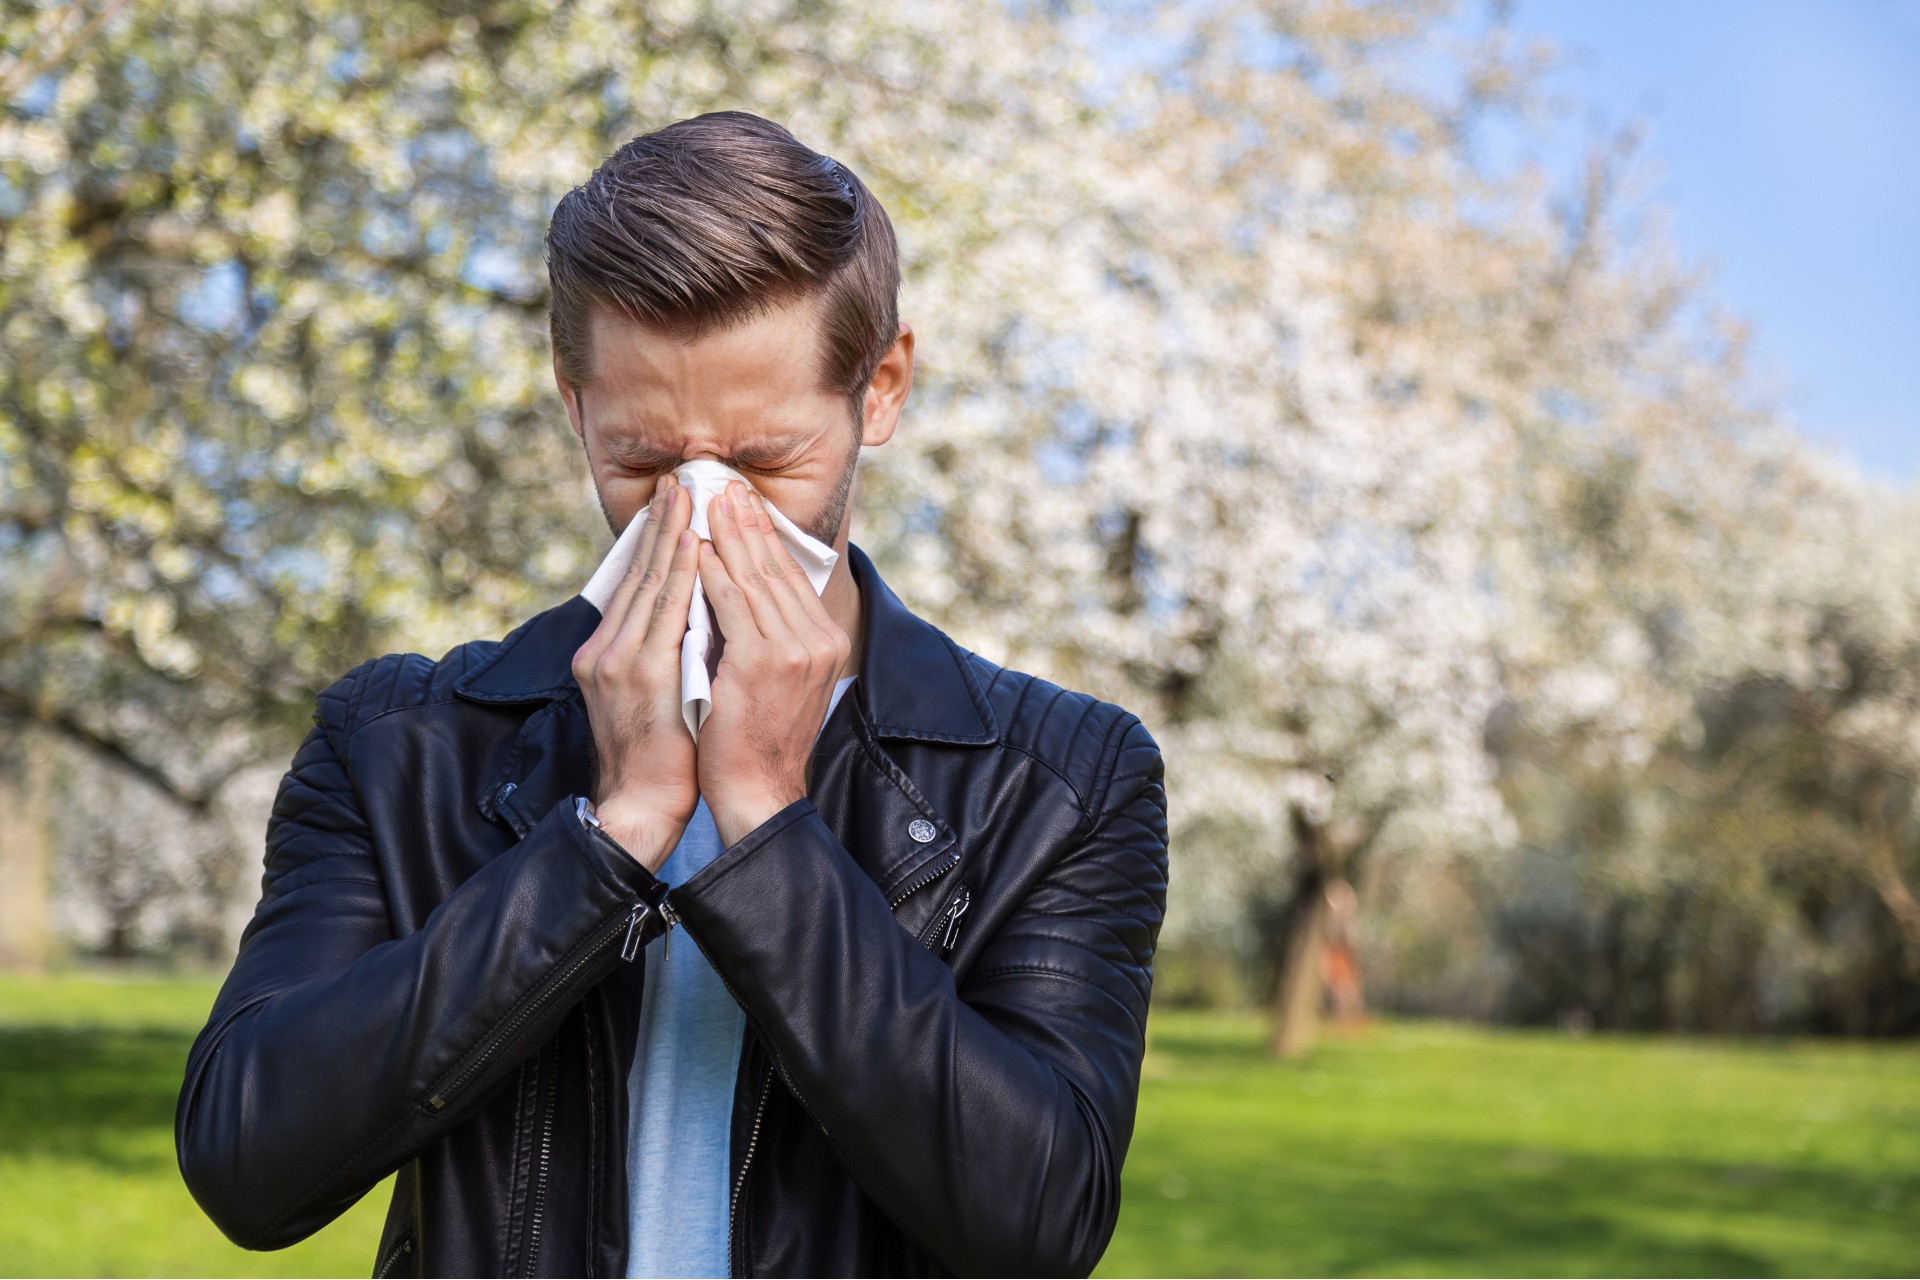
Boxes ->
[580,458,839,740]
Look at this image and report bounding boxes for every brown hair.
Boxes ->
[546,112,900,420]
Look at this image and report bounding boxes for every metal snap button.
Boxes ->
[908,819,937,844]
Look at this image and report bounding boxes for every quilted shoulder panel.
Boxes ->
[311,639,499,745]
[965,653,1156,820]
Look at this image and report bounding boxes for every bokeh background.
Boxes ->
[1,0,1916,1275]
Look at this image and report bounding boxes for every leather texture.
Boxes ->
[176,546,1169,1278]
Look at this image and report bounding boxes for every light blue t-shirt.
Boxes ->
[626,677,855,1279]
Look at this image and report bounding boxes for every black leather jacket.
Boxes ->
[176,546,1168,1277]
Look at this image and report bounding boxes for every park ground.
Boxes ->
[0,974,1913,1277]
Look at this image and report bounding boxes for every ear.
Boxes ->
[553,351,586,444]
[859,323,915,448]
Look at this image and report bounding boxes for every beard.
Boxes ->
[593,482,620,539]
[802,435,860,546]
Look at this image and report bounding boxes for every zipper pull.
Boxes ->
[940,888,971,953]
[620,903,649,963]
[659,898,681,962]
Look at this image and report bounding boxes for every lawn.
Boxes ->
[1102,1012,1919,1277]
[1,975,1913,1277]
[0,973,389,1277]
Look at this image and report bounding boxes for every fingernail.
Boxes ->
[719,497,732,516]
[679,531,691,548]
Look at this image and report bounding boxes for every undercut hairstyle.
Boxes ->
[546,112,901,423]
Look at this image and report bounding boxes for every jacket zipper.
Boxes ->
[888,852,957,908]
[726,1058,773,1278]
[921,885,971,954]
[426,900,644,1113]
[619,902,649,961]
[375,1229,414,1278]
[712,852,957,1275]
[658,899,681,960]
[672,920,839,1209]
[523,1052,560,1276]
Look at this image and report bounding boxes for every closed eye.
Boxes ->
[601,441,682,475]
[595,428,814,476]
[723,436,814,474]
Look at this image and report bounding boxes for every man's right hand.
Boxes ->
[571,475,700,873]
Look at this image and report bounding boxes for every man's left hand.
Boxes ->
[697,482,852,846]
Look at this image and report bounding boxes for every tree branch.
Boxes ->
[0,0,133,105]
[0,682,261,813]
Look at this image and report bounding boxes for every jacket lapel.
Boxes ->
[452,548,994,925]
[843,546,998,747]
[809,699,957,909]
[454,595,602,836]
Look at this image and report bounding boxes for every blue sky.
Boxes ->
[1501,0,1920,484]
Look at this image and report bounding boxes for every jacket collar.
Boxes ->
[453,543,998,746]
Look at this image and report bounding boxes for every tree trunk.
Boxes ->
[1863,781,1920,975]
[1320,878,1366,1025]
[1272,806,1378,1058]
[0,732,53,971]
[1271,884,1330,1059]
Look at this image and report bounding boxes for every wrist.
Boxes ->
[705,786,802,848]
[588,794,685,874]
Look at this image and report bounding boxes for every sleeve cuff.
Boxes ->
[676,797,819,897]
[550,796,671,946]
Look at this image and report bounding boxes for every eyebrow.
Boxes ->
[601,435,684,471]
[600,430,815,473]
[721,434,814,470]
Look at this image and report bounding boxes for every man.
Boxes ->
[177,112,1168,1278]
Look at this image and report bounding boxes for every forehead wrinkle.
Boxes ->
[588,293,836,396]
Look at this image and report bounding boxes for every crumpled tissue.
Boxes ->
[580,458,838,739]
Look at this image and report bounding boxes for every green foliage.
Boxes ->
[1,0,967,791]
[2,0,609,790]
[1481,672,1920,1034]
[4,0,1918,1022]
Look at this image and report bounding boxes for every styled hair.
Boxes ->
[546,112,900,418]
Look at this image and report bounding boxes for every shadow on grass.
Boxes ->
[0,1025,196,1171]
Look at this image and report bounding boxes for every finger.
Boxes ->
[698,542,766,652]
[606,477,693,654]
[734,491,846,682]
[580,477,677,669]
[705,485,791,641]
[732,490,818,637]
[603,475,681,636]
[638,527,700,661]
[744,491,838,634]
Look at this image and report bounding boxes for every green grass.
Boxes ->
[2,977,1914,1277]
[1099,1012,1920,1277]
[0,973,388,1277]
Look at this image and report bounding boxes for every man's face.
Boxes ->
[556,298,910,549]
